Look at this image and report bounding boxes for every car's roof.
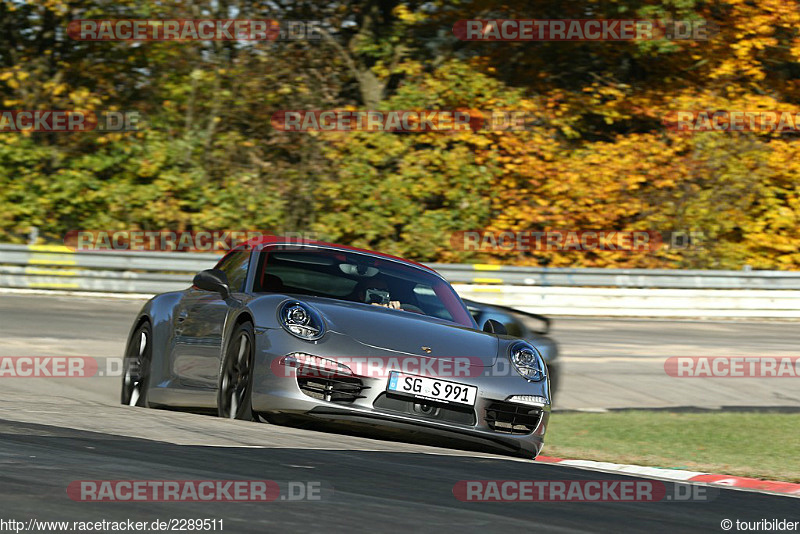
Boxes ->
[237,234,438,274]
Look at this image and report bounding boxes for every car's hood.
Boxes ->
[301,296,499,366]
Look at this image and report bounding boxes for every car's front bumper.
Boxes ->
[250,327,551,458]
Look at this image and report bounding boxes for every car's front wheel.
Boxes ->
[121,321,152,407]
[217,322,256,421]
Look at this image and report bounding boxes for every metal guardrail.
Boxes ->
[452,285,800,319]
[428,263,800,289]
[2,243,800,290]
[0,244,219,272]
[2,243,800,317]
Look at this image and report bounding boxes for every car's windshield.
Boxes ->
[253,245,475,328]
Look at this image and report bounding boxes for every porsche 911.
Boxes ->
[121,236,551,457]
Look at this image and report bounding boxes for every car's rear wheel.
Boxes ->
[218,322,256,421]
[121,321,152,407]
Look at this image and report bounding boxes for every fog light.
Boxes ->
[507,395,549,407]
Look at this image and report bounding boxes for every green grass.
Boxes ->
[542,411,800,483]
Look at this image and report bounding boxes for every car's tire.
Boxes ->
[217,322,256,421]
[121,321,152,407]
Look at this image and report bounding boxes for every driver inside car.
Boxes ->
[356,277,401,309]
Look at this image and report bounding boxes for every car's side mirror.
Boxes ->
[193,268,230,299]
[482,319,507,335]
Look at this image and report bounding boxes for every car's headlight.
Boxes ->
[509,342,546,381]
[279,301,325,340]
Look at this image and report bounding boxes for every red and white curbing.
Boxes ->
[536,456,800,498]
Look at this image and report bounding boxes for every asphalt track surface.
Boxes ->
[0,293,798,533]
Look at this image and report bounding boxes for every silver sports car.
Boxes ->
[121,236,551,457]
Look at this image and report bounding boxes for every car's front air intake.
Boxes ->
[282,352,368,404]
[485,401,542,435]
[296,372,366,403]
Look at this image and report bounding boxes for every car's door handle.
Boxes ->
[177,311,188,323]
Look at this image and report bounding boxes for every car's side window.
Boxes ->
[214,250,251,293]
[412,284,454,321]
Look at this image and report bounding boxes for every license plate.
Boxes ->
[386,372,478,406]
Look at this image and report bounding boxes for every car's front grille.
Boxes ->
[485,402,542,435]
[373,393,476,425]
[296,372,367,404]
